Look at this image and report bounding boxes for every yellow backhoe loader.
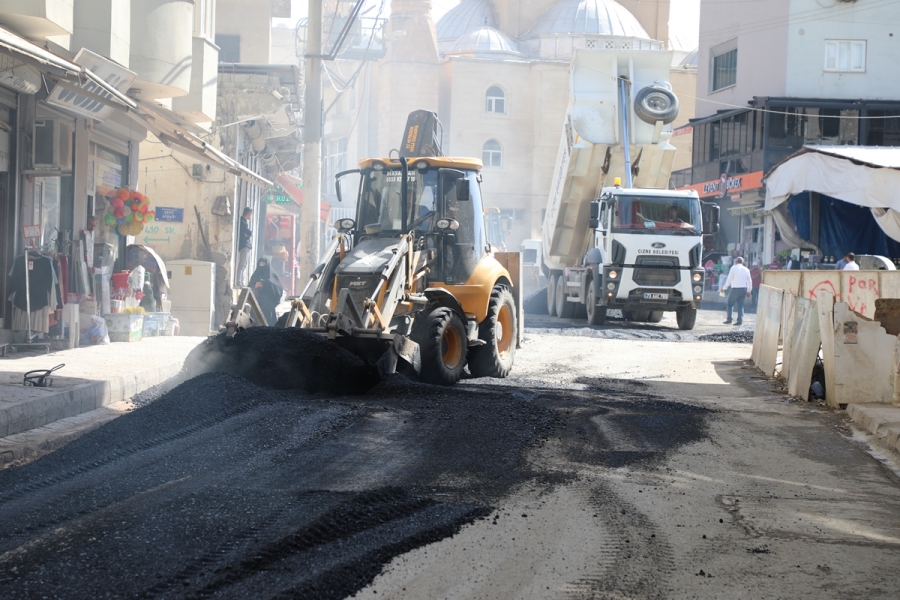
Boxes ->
[225,110,522,386]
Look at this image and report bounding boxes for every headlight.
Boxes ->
[692,272,702,282]
[336,218,356,231]
[607,282,616,291]
[608,270,618,279]
[693,285,702,294]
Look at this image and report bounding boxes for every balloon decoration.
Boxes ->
[103,187,155,237]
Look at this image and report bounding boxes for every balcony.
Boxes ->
[0,0,73,40]
[172,36,219,123]
[71,0,130,68]
[128,0,193,99]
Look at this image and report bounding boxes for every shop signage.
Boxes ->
[0,55,40,95]
[677,171,765,199]
[266,185,293,205]
[155,207,184,222]
[47,48,136,122]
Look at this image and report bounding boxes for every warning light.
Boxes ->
[613,177,622,187]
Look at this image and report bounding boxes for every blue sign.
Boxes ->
[156,207,184,222]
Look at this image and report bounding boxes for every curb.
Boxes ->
[846,403,900,455]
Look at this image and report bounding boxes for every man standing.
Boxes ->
[722,256,752,326]
[842,252,860,271]
[749,262,762,307]
[237,207,253,287]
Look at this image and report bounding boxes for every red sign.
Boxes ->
[677,171,764,199]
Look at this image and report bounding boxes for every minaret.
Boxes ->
[373,0,441,155]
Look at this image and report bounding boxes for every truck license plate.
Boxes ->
[643,293,668,300]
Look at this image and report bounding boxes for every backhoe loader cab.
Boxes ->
[281,111,522,386]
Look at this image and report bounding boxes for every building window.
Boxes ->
[825,40,866,72]
[216,34,240,63]
[482,139,502,167]
[324,138,347,194]
[486,86,505,114]
[711,47,737,92]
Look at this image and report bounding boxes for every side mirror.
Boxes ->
[588,200,607,230]
[703,203,720,235]
[456,180,470,202]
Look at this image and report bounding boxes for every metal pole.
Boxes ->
[301,0,323,282]
[619,78,633,188]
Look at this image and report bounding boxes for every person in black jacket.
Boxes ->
[237,207,253,286]
[249,257,284,326]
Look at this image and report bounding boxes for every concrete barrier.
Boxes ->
[762,270,900,320]
[780,293,798,381]
[752,285,784,377]
[829,302,896,406]
[787,296,820,400]
[817,292,837,409]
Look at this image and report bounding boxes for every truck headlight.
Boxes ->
[607,282,616,291]
[692,272,702,282]
[608,270,618,279]
[693,285,702,294]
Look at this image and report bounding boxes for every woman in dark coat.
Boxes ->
[249,257,284,326]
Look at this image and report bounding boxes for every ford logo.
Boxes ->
[651,242,666,249]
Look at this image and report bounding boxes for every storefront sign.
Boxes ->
[156,207,184,222]
[728,204,763,216]
[47,48,136,121]
[0,54,40,94]
[266,185,293,205]
[678,171,765,199]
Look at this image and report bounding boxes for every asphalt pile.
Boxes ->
[523,287,549,315]
[183,327,381,395]
[698,329,755,343]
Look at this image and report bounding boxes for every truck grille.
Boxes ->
[632,258,680,287]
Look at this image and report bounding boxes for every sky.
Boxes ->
[276,0,702,50]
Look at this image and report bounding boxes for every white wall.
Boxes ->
[696,0,789,119]
[785,0,900,100]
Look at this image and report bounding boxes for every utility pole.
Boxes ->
[301,0,323,282]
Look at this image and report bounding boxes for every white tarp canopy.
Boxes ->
[765,145,900,211]
[764,146,900,245]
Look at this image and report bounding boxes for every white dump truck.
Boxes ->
[542,49,718,330]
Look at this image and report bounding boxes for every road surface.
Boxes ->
[1,310,898,599]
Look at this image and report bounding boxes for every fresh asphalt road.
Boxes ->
[1,312,899,599]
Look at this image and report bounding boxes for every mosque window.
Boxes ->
[486,86,506,114]
[483,139,502,167]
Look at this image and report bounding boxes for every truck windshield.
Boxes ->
[612,195,701,234]
[357,168,439,234]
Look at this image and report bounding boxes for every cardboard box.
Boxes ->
[105,314,143,342]
[79,300,98,316]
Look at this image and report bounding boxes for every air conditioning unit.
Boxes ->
[33,119,73,170]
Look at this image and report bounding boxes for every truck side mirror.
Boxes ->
[703,203,720,235]
[588,200,606,230]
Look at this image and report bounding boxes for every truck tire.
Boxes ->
[632,310,650,322]
[586,280,606,326]
[634,85,679,125]
[676,306,697,330]
[412,306,467,385]
[647,310,664,323]
[556,275,576,318]
[547,274,558,317]
[469,286,517,378]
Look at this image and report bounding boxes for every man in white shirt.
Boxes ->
[722,256,752,325]
[842,252,860,271]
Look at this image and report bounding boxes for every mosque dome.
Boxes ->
[445,26,524,59]
[524,0,650,39]
[436,0,497,43]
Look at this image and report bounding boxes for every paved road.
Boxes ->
[1,320,899,599]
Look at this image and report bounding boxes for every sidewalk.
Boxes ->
[846,403,900,455]
[0,337,204,464]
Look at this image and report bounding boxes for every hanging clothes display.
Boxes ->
[7,252,62,334]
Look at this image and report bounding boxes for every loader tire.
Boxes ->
[469,286,517,378]
[547,274,558,317]
[647,310,664,323]
[556,275,576,318]
[676,306,697,330]
[412,306,467,386]
[586,279,607,326]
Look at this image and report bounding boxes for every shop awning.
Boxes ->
[764,145,900,254]
[0,25,136,111]
[765,145,900,211]
[128,99,273,189]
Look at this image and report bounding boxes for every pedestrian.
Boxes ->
[722,256,752,326]
[841,252,860,271]
[749,262,762,307]
[237,207,253,286]
[249,257,284,326]
[834,253,848,270]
